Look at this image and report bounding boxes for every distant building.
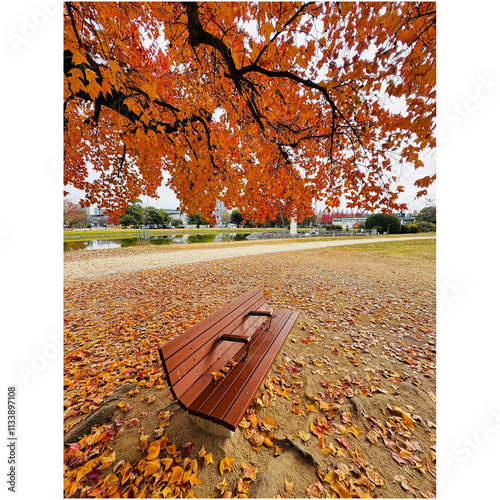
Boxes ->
[162,209,188,224]
[83,206,108,226]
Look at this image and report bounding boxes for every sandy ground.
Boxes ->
[64,238,436,498]
[64,235,435,280]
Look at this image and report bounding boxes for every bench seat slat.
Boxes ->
[188,310,290,416]
[216,311,299,430]
[172,305,272,404]
[160,285,263,363]
[163,294,267,380]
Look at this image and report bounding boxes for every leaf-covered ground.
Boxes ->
[64,239,436,498]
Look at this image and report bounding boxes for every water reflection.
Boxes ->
[64,233,251,252]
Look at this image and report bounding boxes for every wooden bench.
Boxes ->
[158,286,299,435]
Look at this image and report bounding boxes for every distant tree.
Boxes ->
[221,213,231,228]
[64,199,87,228]
[119,204,144,228]
[171,218,183,227]
[144,206,170,226]
[187,212,210,228]
[320,213,334,225]
[365,213,401,234]
[416,206,436,225]
[230,209,244,227]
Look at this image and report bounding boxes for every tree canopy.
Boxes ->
[64,2,436,223]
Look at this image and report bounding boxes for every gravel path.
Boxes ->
[64,235,436,280]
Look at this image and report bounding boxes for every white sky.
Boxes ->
[2,2,500,500]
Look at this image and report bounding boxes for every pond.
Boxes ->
[64,232,252,252]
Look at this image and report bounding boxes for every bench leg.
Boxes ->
[189,414,234,438]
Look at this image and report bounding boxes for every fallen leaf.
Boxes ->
[146,440,162,460]
[284,479,295,494]
[298,430,311,442]
[219,456,234,475]
[203,453,214,467]
[168,466,184,484]
[241,462,258,481]
[210,371,225,381]
[346,425,363,440]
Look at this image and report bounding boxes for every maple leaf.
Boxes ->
[210,371,225,381]
[241,462,258,482]
[219,456,234,475]
[146,440,162,460]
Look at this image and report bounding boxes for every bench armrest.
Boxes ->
[218,312,273,362]
[246,310,272,332]
[218,334,251,361]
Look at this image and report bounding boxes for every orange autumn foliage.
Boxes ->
[64,2,435,222]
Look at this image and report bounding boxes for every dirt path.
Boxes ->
[64,235,435,280]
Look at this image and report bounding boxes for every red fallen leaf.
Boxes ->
[180,442,194,457]
[337,437,349,449]
[87,468,102,480]
[141,412,148,418]
[127,418,140,426]
[286,366,297,374]
[392,451,410,465]
[114,418,124,426]
[66,443,80,455]
[300,338,312,344]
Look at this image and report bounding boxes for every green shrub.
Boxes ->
[365,213,401,233]
[400,224,410,234]
[373,225,383,234]
[325,224,333,230]
[415,221,435,232]
[332,225,343,230]
[408,224,419,233]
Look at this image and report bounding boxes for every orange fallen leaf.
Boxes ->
[346,425,363,440]
[219,456,234,475]
[332,480,351,498]
[76,458,97,483]
[210,371,225,381]
[241,462,258,481]
[168,466,184,484]
[160,458,173,469]
[284,479,295,494]
[216,478,228,493]
[203,453,214,467]
[146,440,162,460]
[236,478,251,493]
[298,430,311,442]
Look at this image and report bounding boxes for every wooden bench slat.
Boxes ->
[171,306,272,404]
[162,290,265,372]
[160,285,263,363]
[165,295,269,388]
[214,311,299,430]
[187,310,290,416]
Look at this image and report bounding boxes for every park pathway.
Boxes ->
[64,235,435,280]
